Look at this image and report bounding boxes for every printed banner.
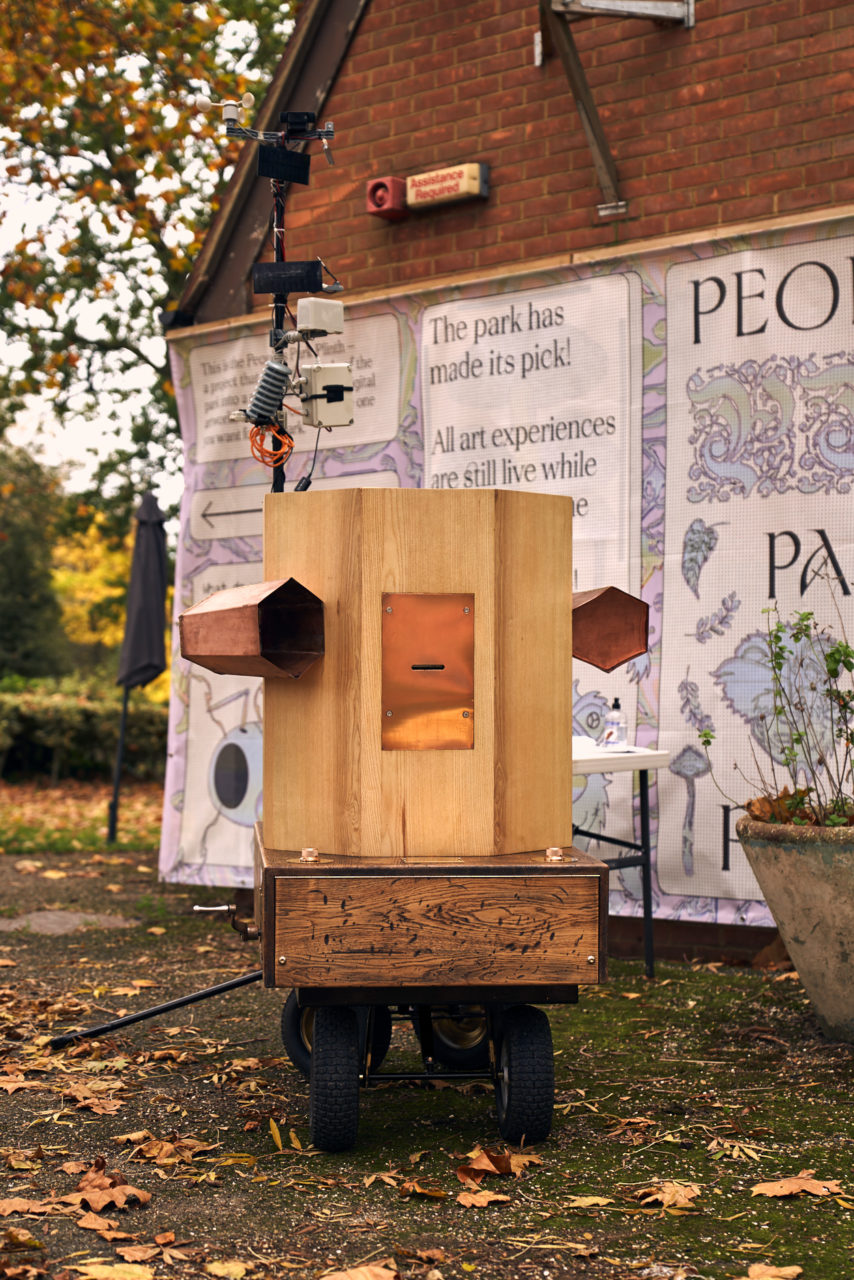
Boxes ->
[421,277,643,593]
[659,240,854,904]
[161,221,854,924]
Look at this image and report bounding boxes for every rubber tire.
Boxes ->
[411,1005,490,1070]
[309,1005,360,1152]
[280,991,314,1076]
[281,994,393,1078]
[494,1005,554,1146]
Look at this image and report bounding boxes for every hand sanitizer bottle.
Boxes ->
[601,696,627,748]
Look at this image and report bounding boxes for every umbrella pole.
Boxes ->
[107,685,130,844]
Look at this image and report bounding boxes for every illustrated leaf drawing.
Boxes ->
[682,518,720,598]
[691,591,740,644]
[751,1169,842,1198]
[678,672,715,734]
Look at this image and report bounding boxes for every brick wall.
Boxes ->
[269,0,854,296]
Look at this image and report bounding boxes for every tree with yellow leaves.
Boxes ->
[0,0,290,532]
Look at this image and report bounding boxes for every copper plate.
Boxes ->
[381,593,474,750]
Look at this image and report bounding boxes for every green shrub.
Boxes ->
[0,689,167,782]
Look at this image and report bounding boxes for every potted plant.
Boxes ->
[700,604,854,1042]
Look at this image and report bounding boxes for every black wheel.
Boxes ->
[281,991,313,1076]
[494,1005,554,1145]
[412,1005,490,1070]
[363,1004,393,1072]
[281,994,392,1077]
[309,1005,360,1152]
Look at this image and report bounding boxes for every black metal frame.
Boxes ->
[574,767,655,978]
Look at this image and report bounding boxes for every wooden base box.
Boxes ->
[254,824,608,993]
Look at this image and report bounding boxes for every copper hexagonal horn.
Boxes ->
[572,586,649,673]
[179,578,323,679]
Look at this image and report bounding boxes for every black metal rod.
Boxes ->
[639,770,655,980]
[364,1071,493,1085]
[49,970,263,1049]
[107,685,130,843]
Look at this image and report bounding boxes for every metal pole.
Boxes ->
[49,970,263,1049]
[639,770,655,979]
[107,684,130,843]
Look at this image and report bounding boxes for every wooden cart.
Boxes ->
[180,487,647,1148]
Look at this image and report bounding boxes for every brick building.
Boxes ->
[163,0,854,956]
[178,0,854,321]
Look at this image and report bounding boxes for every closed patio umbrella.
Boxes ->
[107,492,168,842]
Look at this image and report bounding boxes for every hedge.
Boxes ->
[0,690,168,782]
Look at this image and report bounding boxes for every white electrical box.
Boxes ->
[300,363,354,429]
[296,297,344,337]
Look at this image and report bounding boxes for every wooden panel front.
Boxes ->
[271,872,600,987]
[361,489,497,857]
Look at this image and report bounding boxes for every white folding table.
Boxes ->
[572,737,670,978]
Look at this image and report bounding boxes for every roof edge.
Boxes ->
[174,0,351,321]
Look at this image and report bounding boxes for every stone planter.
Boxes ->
[737,817,854,1043]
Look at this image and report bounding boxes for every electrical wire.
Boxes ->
[248,423,294,468]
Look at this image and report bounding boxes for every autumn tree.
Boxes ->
[0,445,70,677]
[0,0,290,531]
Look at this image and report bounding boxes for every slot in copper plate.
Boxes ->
[381,593,474,750]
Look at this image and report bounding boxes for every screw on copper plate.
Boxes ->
[300,847,319,863]
[545,846,564,862]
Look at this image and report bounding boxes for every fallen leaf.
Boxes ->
[69,1266,155,1279]
[751,1170,842,1199]
[564,1195,614,1208]
[321,1266,400,1280]
[732,1267,803,1280]
[0,959,16,968]
[76,1212,119,1231]
[364,1171,399,1189]
[288,1128,302,1151]
[61,1161,90,1175]
[0,1078,43,1095]
[204,1264,248,1279]
[636,1181,701,1209]
[456,1189,511,1207]
[399,1179,447,1200]
[1,1226,42,1250]
[59,1159,151,1212]
[154,1231,175,1246]
[269,1119,283,1152]
[41,869,67,880]
[0,1199,55,1217]
[146,927,166,936]
[116,1246,160,1263]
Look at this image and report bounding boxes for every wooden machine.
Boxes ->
[180,486,648,1150]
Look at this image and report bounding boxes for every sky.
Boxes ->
[1,185,184,516]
